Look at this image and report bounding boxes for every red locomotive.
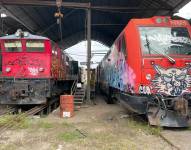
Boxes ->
[97,16,191,127]
[0,29,78,105]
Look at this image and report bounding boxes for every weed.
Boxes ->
[0,114,30,129]
[57,130,82,142]
[127,117,162,136]
[0,144,17,150]
[37,121,54,129]
[62,121,72,127]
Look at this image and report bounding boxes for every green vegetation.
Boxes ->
[37,121,54,129]
[62,121,72,128]
[0,114,30,129]
[0,144,17,150]
[127,117,162,136]
[57,130,82,142]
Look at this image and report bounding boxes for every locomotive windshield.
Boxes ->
[139,27,191,56]
[4,40,22,52]
[26,40,44,52]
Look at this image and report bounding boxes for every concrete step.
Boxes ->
[76,90,85,92]
[74,98,83,101]
[75,92,85,94]
[75,91,85,93]
[74,102,83,104]
[74,95,84,97]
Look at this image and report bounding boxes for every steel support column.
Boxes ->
[86,7,91,103]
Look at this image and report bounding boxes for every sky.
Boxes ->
[65,2,191,69]
[65,41,109,68]
[174,1,191,19]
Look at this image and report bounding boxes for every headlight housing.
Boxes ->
[5,67,11,72]
[146,74,151,80]
[38,68,45,72]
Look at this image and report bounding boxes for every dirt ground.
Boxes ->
[0,95,174,150]
[161,130,191,150]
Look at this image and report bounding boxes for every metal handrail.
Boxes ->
[71,78,78,95]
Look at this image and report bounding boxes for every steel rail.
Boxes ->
[0,107,16,116]
[0,105,47,136]
[159,133,180,150]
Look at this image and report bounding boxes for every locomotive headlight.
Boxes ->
[146,74,151,80]
[155,18,162,23]
[5,67,11,72]
[39,68,45,72]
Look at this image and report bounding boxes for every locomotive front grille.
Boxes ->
[0,78,50,105]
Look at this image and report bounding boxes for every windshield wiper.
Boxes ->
[145,34,176,64]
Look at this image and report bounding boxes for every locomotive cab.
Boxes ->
[137,17,191,127]
[98,16,191,127]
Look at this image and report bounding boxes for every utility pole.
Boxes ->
[86,5,91,104]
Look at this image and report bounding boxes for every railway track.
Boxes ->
[25,105,47,116]
[127,114,181,150]
[0,101,59,137]
[0,107,16,116]
[159,133,180,150]
[0,104,56,136]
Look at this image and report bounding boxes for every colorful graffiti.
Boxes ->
[139,85,151,95]
[152,65,191,96]
[102,44,136,93]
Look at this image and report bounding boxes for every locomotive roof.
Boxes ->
[0,0,190,49]
[0,33,49,40]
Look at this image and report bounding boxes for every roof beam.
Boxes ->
[19,6,43,30]
[0,0,172,10]
[0,5,35,32]
[91,6,171,11]
[0,0,90,9]
[151,0,173,9]
[167,0,190,14]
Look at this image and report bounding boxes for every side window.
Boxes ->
[51,43,57,56]
[65,56,69,66]
[56,47,59,57]
[121,35,127,59]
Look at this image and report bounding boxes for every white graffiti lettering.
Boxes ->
[28,67,39,76]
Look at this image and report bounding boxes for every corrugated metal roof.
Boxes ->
[0,0,190,49]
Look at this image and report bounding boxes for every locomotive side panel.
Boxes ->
[98,33,128,103]
[98,20,142,99]
[51,43,60,79]
[123,20,142,94]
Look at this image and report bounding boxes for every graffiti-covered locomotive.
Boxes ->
[0,30,78,105]
[97,16,191,127]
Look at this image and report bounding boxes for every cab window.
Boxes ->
[4,40,22,52]
[139,27,191,55]
[26,40,45,52]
